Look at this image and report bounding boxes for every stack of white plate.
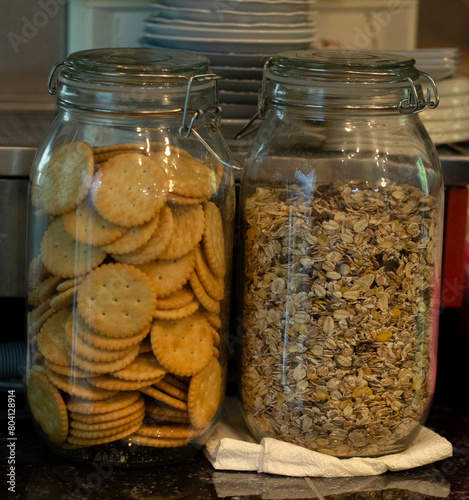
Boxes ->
[141,0,318,118]
[419,74,469,146]
[379,48,469,145]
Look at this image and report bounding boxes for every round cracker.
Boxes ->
[88,375,163,391]
[66,314,149,352]
[47,362,95,379]
[91,153,167,227]
[194,244,225,301]
[127,434,190,448]
[188,356,222,429]
[69,414,143,438]
[154,285,195,310]
[40,219,106,278]
[70,407,145,431]
[140,386,188,411]
[154,379,188,402]
[66,419,141,446]
[37,307,73,366]
[102,211,160,255]
[27,367,69,443]
[50,286,77,311]
[167,192,209,206]
[62,199,126,247]
[154,299,199,320]
[137,251,195,299]
[67,391,140,414]
[33,141,94,215]
[189,272,221,315]
[73,346,140,374]
[66,323,137,363]
[201,308,222,329]
[111,352,167,381]
[77,263,156,338]
[157,204,205,260]
[70,396,145,423]
[150,312,213,377]
[113,205,174,265]
[46,370,118,400]
[203,201,226,278]
[157,150,214,199]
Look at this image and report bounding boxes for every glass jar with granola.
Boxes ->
[238,50,443,457]
[25,48,236,465]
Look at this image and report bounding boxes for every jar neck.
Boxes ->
[56,79,218,117]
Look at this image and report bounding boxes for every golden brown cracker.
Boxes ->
[37,307,73,366]
[102,211,160,255]
[67,391,140,414]
[157,204,205,260]
[47,362,94,379]
[66,324,137,363]
[153,299,199,320]
[150,312,213,377]
[140,386,188,411]
[50,286,77,311]
[91,153,167,227]
[37,275,63,303]
[40,219,106,278]
[62,198,127,247]
[203,201,226,278]
[73,345,140,374]
[194,244,225,301]
[46,370,118,400]
[154,285,195,310]
[158,149,214,199]
[201,308,222,329]
[154,379,188,402]
[70,407,145,431]
[188,356,223,429]
[66,314,149,352]
[77,263,156,338]
[167,192,209,206]
[70,395,144,423]
[88,375,163,391]
[68,413,143,438]
[33,141,94,216]
[137,251,195,299]
[66,419,141,446]
[111,352,166,381]
[27,367,69,443]
[189,272,221,315]
[113,205,174,265]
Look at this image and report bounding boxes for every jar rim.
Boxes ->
[259,49,438,113]
[269,49,417,77]
[62,47,211,84]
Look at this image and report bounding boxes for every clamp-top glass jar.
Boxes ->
[25,48,236,465]
[239,50,443,457]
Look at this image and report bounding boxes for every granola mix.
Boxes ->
[241,180,439,457]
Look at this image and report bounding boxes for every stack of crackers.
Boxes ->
[27,141,229,451]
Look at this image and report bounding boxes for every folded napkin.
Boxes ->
[204,398,453,478]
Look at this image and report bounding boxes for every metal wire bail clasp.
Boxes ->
[398,71,439,113]
[47,61,65,95]
[179,73,242,171]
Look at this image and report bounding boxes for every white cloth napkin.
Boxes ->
[204,398,453,478]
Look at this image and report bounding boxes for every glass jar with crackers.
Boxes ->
[25,48,237,465]
[238,50,444,457]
